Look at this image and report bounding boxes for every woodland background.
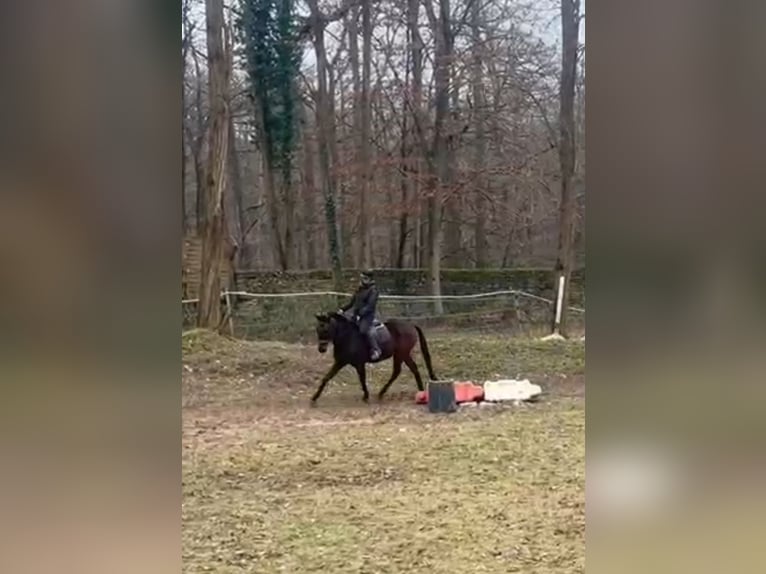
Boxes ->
[186,0,584,331]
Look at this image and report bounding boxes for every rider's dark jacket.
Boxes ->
[342,282,379,320]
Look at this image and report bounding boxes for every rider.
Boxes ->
[340,269,381,360]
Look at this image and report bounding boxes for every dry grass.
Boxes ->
[182,330,585,573]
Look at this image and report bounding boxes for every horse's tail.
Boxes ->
[414,325,438,380]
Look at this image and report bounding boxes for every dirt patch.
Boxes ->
[182,329,584,408]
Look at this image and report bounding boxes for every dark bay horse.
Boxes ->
[312,311,438,404]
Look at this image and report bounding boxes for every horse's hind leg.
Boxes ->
[311,361,343,405]
[354,364,370,403]
[377,356,402,400]
[403,355,425,391]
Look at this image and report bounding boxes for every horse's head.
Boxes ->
[314,312,334,353]
[315,311,355,353]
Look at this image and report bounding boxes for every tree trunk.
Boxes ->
[182,136,187,234]
[393,35,413,269]
[424,0,453,314]
[413,211,421,267]
[348,8,361,266]
[182,98,188,236]
[387,181,396,265]
[198,0,229,329]
[262,142,288,270]
[181,51,188,235]
[281,168,294,269]
[427,190,443,314]
[551,0,580,336]
[182,0,191,235]
[328,57,349,267]
[358,0,373,267]
[189,43,207,235]
[408,0,425,270]
[224,111,246,264]
[249,79,288,271]
[443,61,461,267]
[471,0,488,268]
[308,0,343,289]
[244,144,265,267]
[396,107,409,269]
[301,104,318,269]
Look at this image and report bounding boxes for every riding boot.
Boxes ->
[367,329,381,361]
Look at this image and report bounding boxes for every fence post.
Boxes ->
[552,274,565,335]
[224,290,235,336]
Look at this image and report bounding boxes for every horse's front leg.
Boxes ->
[354,364,370,403]
[311,361,344,405]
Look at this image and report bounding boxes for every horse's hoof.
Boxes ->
[362,395,369,403]
[309,399,318,408]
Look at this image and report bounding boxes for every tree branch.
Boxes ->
[298,0,364,39]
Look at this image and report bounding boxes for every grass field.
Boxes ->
[182,329,585,573]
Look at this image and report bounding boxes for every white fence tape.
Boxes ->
[182,289,584,313]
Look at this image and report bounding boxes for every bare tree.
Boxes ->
[408,0,425,269]
[471,0,488,267]
[224,106,245,262]
[182,0,193,234]
[322,21,349,267]
[551,0,580,336]
[222,24,249,268]
[307,0,344,288]
[188,44,208,233]
[396,37,412,269]
[357,0,373,267]
[198,0,230,328]
[348,6,362,266]
[423,0,455,314]
[299,101,319,268]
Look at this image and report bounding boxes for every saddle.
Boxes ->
[369,320,391,349]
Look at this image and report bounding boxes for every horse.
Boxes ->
[311,311,438,404]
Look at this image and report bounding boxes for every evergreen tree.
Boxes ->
[238,0,300,181]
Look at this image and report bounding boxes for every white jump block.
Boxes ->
[483,379,542,402]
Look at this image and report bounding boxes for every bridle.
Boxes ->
[316,315,335,353]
